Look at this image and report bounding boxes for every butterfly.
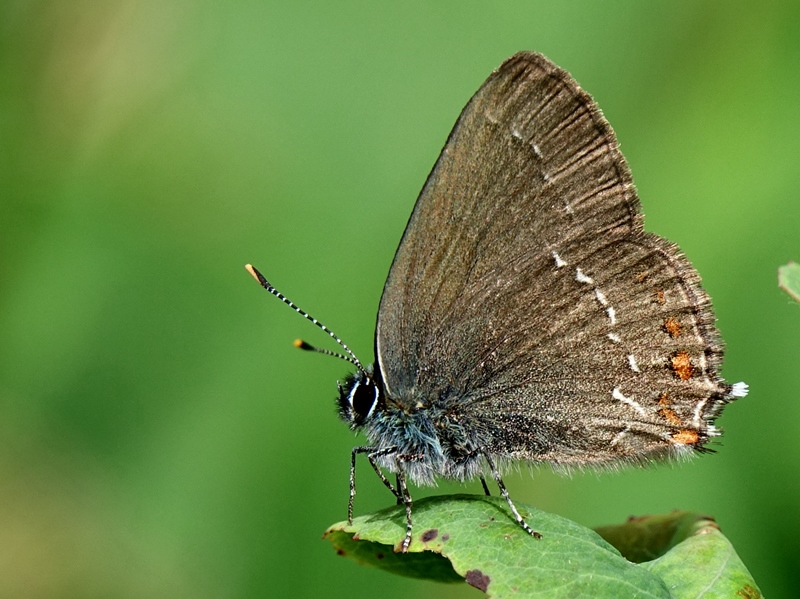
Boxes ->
[247,52,747,552]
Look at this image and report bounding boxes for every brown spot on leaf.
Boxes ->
[654,289,666,304]
[420,529,438,542]
[672,429,700,444]
[441,533,450,542]
[737,584,761,599]
[375,552,384,560]
[658,408,682,426]
[671,351,694,380]
[336,549,346,556]
[657,392,671,406]
[465,570,491,592]
[663,317,682,338]
[736,584,761,599]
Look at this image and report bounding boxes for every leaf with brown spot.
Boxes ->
[326,498,762,598]
[324,495,669,596]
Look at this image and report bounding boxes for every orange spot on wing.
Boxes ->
[654,289,666,305]
[658,408,682,426]
[671,351,694,380]
[636,271,649,283]
[672,429,700,445]
[657,392,671,406]
[663,317,682,338]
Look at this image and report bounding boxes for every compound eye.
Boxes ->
[348,378,379,423]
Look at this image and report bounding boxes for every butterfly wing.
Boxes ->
[375,52,738,467]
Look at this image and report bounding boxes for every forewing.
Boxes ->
[375,52,731,461]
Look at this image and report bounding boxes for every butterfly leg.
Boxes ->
[479,475,491,496]
[394,459,414,553]
[366,452,401,498]
[349,446,399,525]
[482,452,541,539]
[350,447,413,551]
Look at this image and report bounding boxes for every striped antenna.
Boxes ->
[294,338,357,363]
[245,264,365,372]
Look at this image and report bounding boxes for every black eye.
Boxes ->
[350,379,379,423]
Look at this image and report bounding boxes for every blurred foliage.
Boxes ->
[1,1,798,598]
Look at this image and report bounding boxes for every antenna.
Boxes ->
[293,338,358,364]
[245,264,365,372]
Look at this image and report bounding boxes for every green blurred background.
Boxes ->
[2,1,798,597]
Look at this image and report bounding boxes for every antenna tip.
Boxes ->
[294,338,313,350]
[245,264,267,285]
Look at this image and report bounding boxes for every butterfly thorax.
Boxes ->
[338,367,491,485]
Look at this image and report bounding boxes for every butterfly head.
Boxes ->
[338,369,382,430]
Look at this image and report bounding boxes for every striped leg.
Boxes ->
[482,452,541,539]
[349,446,398,524]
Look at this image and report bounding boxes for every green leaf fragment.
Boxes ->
[597,512,762,598]
[594,510,707,563]
[779,261,800,303]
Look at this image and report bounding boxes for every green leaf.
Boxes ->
[779,261,800,303]
[597,512,762,598]
[324,495,761,598]
[325,494,670,597]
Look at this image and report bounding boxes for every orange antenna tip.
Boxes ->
[245,264,269,287]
